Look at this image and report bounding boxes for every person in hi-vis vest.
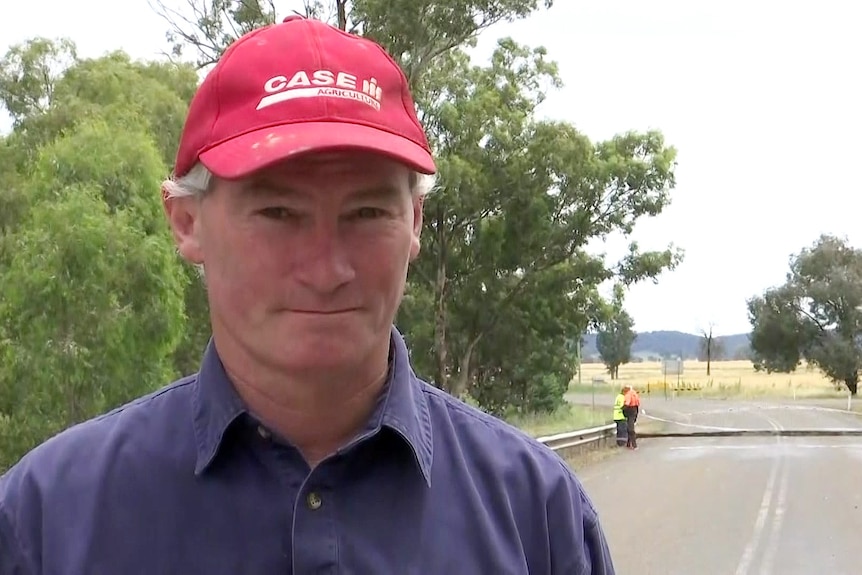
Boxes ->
[623,386,641,450]
[613,387,628,447]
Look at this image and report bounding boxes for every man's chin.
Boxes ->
[272,326,367,356]
[268,345,366,376]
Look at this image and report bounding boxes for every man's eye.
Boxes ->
[354,207,386,219]
[259,207,295,219]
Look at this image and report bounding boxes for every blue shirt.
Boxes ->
[0,326,615,574]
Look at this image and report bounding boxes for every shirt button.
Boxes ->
[306,491,322,510]
[257,426,271,440]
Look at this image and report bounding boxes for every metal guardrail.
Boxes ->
[537,424,862,449]
[537,423,615,451]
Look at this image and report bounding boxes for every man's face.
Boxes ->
[165,152,424,376]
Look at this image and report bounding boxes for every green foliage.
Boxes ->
[355,0,554,89]
[50,53,199,168]
[0,41,214,384]
[0,38,210,470]
[595,285,637,380]
[0,187,187,467]
[395,35,681,410]
[0,138,29,238]
[5,49,200,171]
[152,0,279,67]
[748,234,862,394]
[0,37,77,124]
[747,285,807,373]
[28,115,168,233]
[152,0,554,77]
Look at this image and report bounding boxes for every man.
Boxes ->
[613,385,628,447]
[623,385,641,450]
[0,16,616,574]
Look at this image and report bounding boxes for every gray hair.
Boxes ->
[162,162,437,279]
[162,162,438,199]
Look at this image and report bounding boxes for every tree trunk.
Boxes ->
[432,277,447,390]
[335,0,347,30]
[706,333,712,376]
[703,326,714,376]
[845,374,858,395]
[450,334,482,398]
[432,214,448,390]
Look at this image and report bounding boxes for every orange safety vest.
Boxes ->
[624,389,640,407]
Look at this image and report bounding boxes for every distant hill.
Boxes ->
[580,330,751,362]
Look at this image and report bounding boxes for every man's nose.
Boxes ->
[294,223,356,293]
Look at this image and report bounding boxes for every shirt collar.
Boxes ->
[191,338,248,475]
[376,325,434,485]
[191,325,433,484]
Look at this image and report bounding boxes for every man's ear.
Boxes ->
[409,193,424,261]
[162,186,204,265]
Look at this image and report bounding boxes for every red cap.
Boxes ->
[173,16,436,180]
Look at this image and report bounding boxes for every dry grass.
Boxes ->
[573,360,849,400]
[563,444,623,471]
[508,404,610,438]
[512,360,848,440]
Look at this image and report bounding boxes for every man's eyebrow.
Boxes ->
[348,185,405,202]
[240,180,300,199]
[237,181,405,202]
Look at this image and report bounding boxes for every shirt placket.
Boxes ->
[291,468,339,575]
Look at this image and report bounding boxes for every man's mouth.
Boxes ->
[288,308,358,315]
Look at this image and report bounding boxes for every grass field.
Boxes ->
[500,360,852,439]
[571,359,849,399]
[506,404,609,438]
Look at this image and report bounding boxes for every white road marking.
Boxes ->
[668,444,862,451]
[654,403,862,419]
[734,415,784,575]
[759,461,790,574]
[734,457,780,574]
[758,414,789,575]
[642,411,746,432]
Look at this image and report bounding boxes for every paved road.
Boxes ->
[574,396,862,574]
[640,397,862,433]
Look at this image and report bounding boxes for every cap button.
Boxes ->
[282,14,305,23]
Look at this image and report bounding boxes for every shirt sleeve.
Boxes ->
[581,510,616,574]
[0,500,32,575]
[546,461,617,575]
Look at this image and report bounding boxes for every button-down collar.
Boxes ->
[192,325,433,484]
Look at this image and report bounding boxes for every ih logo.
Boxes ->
[257,70,383,111]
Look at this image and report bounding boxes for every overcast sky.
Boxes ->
[3,0,860,335]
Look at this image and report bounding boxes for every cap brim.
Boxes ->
[198,122,436,180]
